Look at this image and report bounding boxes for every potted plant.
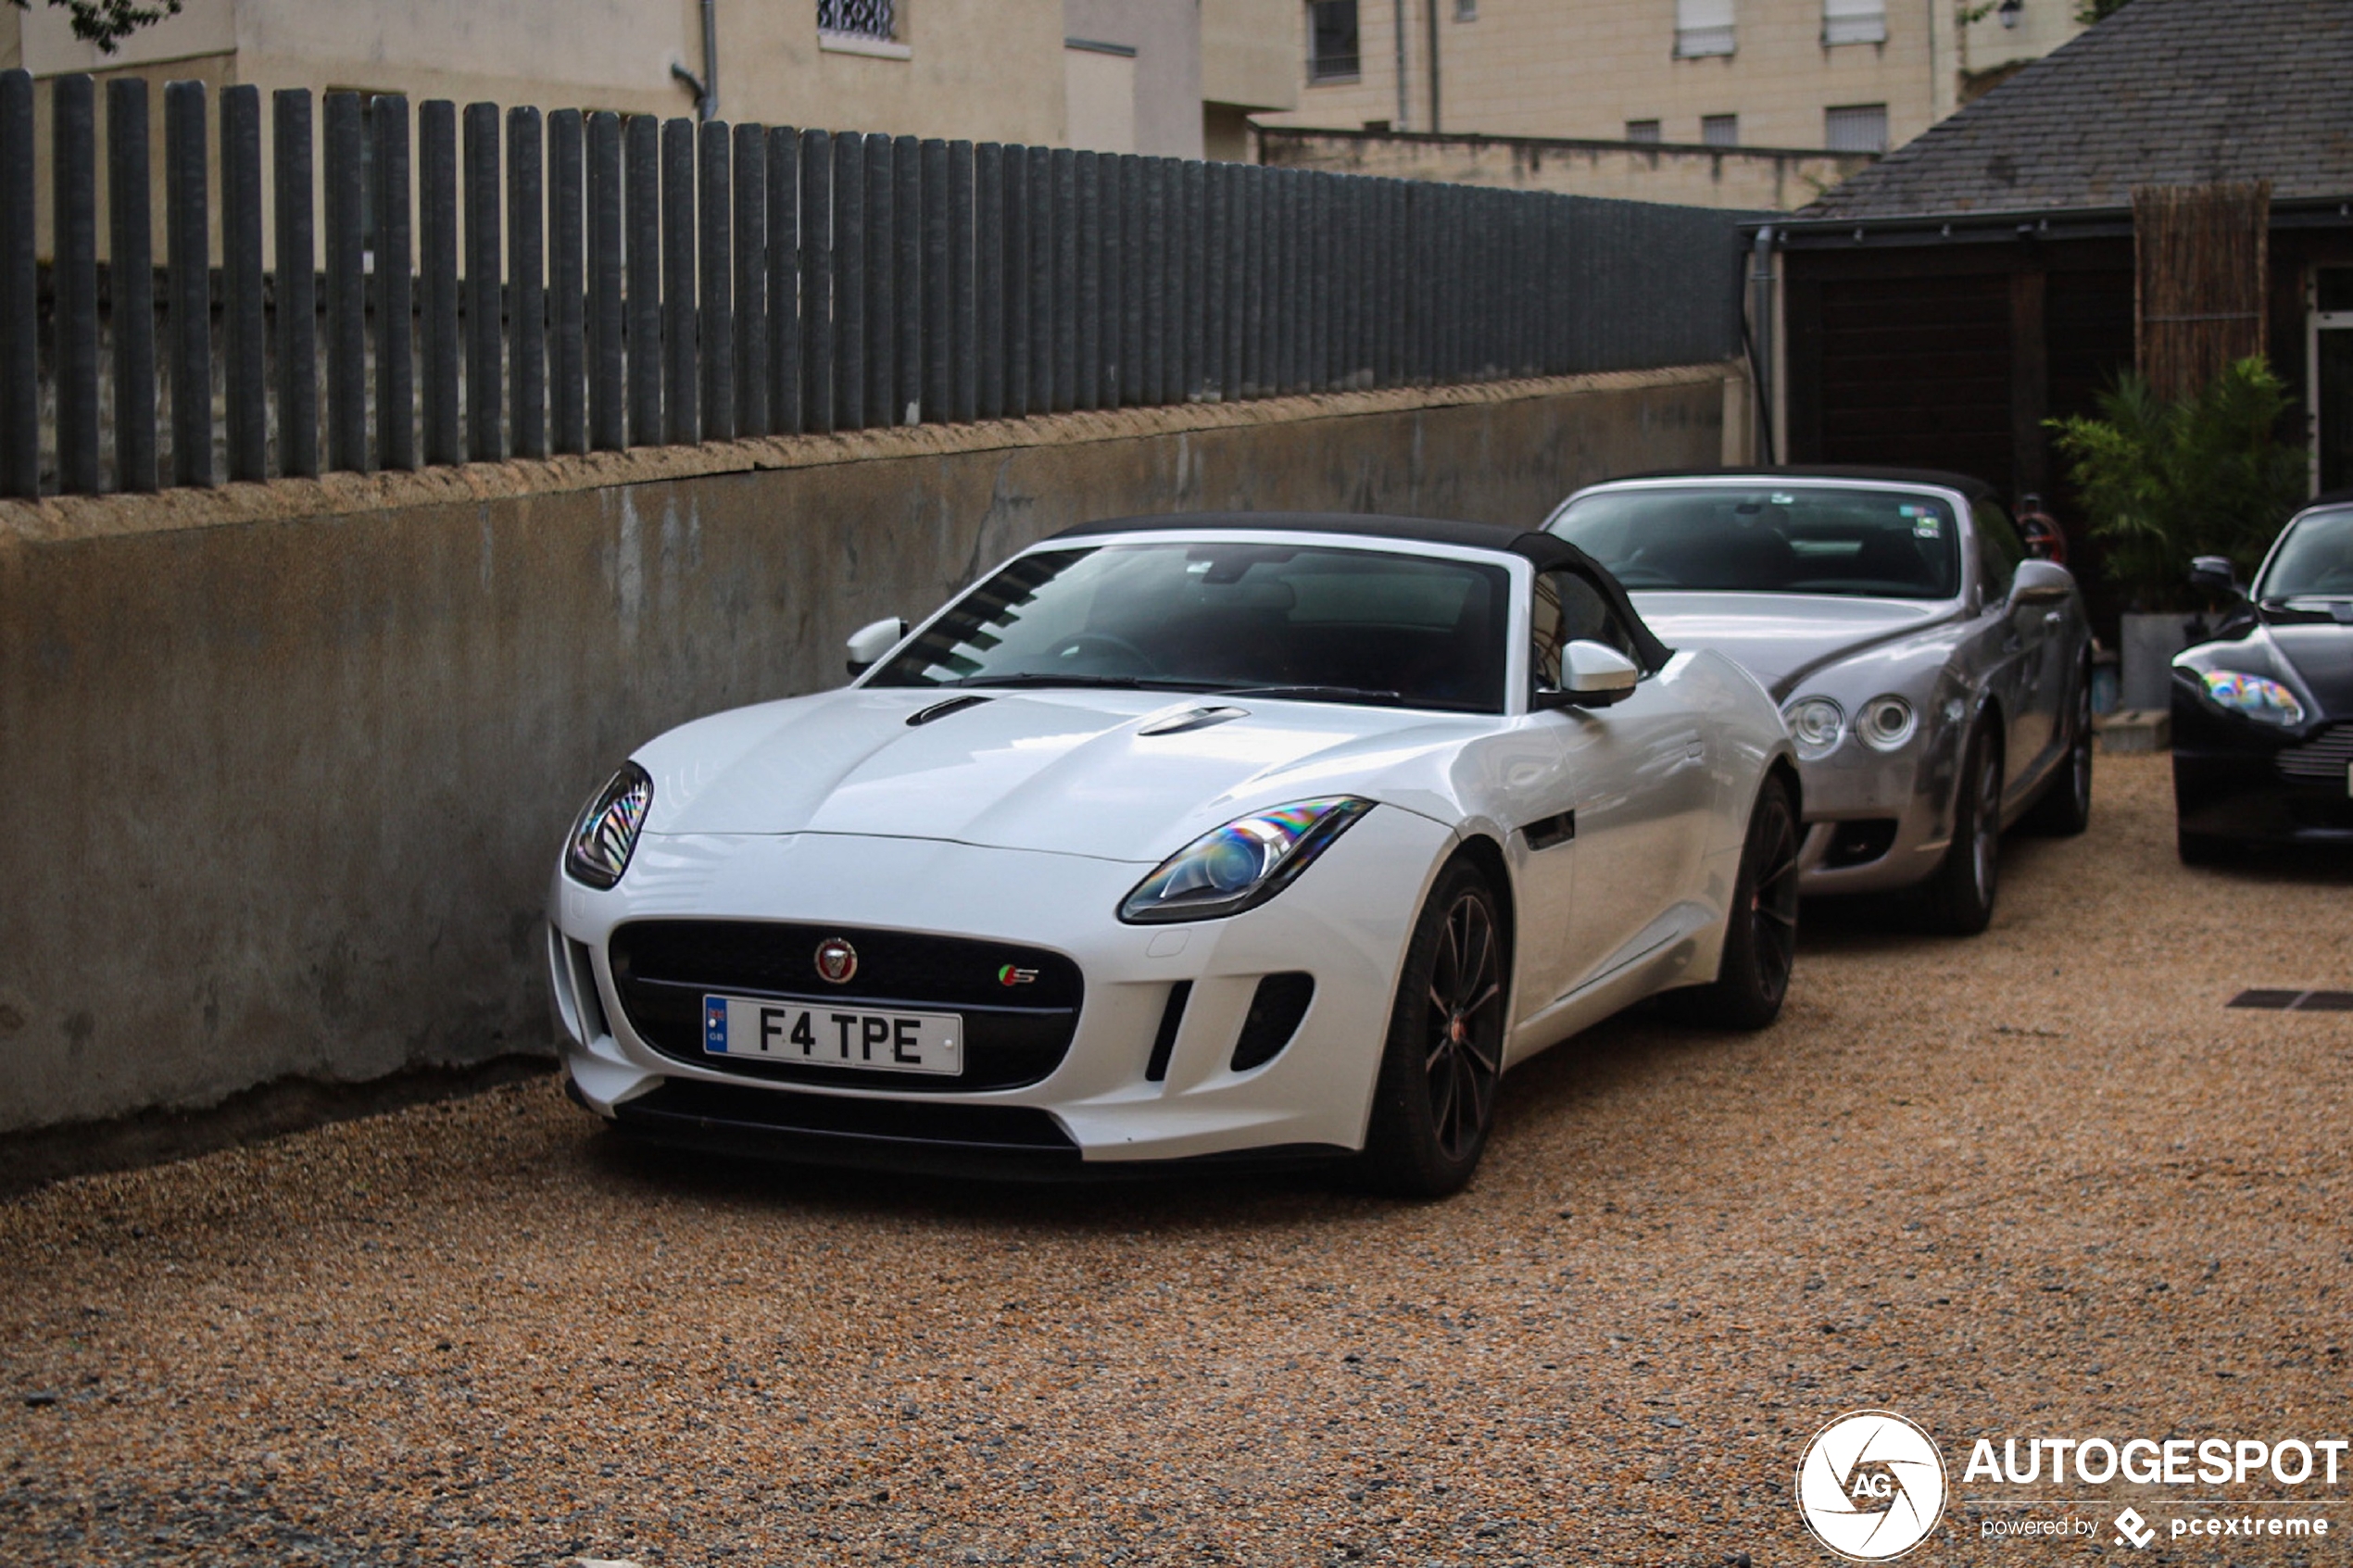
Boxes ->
[2047,358,2307,709]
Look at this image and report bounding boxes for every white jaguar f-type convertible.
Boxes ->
[547,513,1800,1195]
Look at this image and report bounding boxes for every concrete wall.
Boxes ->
[1259,127,1873,212]
[0,365,1736,1138]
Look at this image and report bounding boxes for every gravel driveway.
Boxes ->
[5,754,2349,1566]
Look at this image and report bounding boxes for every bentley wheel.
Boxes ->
[2022,661,2094,836]
[1667,773,1799,1029]
[1360,860,1507,1198]
[1921,722,2003,935]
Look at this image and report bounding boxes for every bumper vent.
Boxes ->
[1231,972,1315,1073]
[1824,818,1899,868]
[607,920,1083,1092]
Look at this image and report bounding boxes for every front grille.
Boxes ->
[608,921,1083,1092]
[2277,723,2353,782]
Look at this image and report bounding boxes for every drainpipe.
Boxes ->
[1426,0,1441,133]
[1393,0,1409,130]
[672,0,719,121]
[1748,225,1779,464]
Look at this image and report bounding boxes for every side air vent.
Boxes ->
[1231,972,1315,1073]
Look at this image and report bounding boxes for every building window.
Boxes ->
[1454,0,1477,19]
[1701,113,1738,147]
[1823,0,1887,45]
[818,0,896,41]
[1626,119,1662,144]
[1824,102,1889,152]
[1308,0,1360,82]
[1675,0,1735,57]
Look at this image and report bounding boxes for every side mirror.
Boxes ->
[845,616,909,678]
[2007,558,2073,607]
[2189,555,2241,597]
[1533,639,1641,709]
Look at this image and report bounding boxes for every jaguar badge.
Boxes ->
[813,937,859,985]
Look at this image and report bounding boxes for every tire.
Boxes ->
[2177,827,2231,866]
[2020,661,2094,836]
[1665,773,1801,1030]
[1920,721,2003,935]
[1359,859,1509,1199]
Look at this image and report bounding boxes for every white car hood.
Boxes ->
[1634,592,1953,699]
[635,686,1482,862]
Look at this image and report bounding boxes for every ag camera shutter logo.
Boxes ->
[1797,1410,1949,1561]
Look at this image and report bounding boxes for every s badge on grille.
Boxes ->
[814,937,859,985]
[997,964,1039,986]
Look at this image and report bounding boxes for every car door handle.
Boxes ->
[2043,610,2065,626]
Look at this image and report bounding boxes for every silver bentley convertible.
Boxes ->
[1544,468,2095,934]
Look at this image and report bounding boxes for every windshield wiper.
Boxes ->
[1212,684,1405,706]
[950,672,1229,691]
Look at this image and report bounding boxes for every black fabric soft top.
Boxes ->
[1047,510,1674,674]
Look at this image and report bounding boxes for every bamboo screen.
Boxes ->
[2133,181,2271,400]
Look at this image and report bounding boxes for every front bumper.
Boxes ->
[2172,695,2353,847]
[1787,733,1956,897]
[546,809,1454,1170]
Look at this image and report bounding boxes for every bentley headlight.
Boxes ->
[565,762,653,889]
[1118,797,1374,924]
[1784,696,1846,760]
[2199,671,2305,727]
[1856,694,1918,752]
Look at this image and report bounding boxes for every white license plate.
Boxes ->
[701,994,963,1075]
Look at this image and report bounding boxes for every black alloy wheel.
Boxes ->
[2022,660,2094,835]
[1922,722,2003,935]
[1361,860,1508,1198]
[1424,887,1504,1164]
[1666,772,1799,1029]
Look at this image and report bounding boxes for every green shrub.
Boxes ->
[2046,358,2308,610]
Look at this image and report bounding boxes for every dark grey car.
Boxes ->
[1545,467,2095,934]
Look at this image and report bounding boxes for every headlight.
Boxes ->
[1118,797,1374,924]
[565,762,653,889]
[1784,696,1845,760]
[1856,694,1918,752]
[2198,670,2305,727]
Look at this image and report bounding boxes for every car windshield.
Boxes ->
[1550,484,1963,599]
[868,541,1512,713]
[2259,508,2353,599]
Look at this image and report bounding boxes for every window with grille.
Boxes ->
[819,0,897,41]
[1701,113,1738,147]
[1454,0,1477,19]
[1824,102,1888,152]
[1675,0,1734,57]
[1309,0,1360,81]
[1626,119,1662,144]
[1823,0,1887,45]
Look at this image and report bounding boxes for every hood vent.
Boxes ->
[906,695,993,727]
[1138,705,1252,736]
